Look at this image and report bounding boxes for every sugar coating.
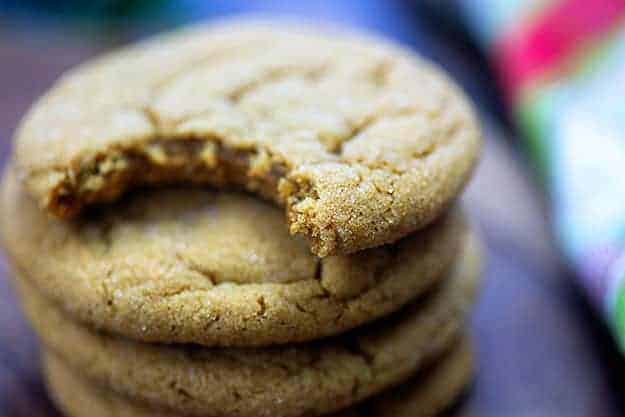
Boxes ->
[13,20,481,256]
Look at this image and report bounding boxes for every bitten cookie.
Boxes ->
[1,166,465,347]
[16,234,481,417]
[42,339,473,417]
[13,19,481,256]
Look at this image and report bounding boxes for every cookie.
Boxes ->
[15,235,480,417]
[1,167,465,347]
[345,338,474,417]
[42,339,473,417]
[13,20,481,256]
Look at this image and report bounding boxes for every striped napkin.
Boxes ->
[459,0,625,348]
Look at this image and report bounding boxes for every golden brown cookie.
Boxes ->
[15,235,481,417]
[42,339,473,417]
[13,20,481,257]
[1,167,465,347]
[344,339,474,417]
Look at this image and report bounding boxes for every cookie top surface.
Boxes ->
[42,339,473,417]
[22,237,480,417]
[1,167,464,347]
[13,19,481,256]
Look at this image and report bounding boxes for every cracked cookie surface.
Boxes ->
[1,167,464,346]
[13,20,481,256]
[20,237,480,417]
[42,339,473,417]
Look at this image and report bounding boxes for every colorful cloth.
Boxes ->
[459,0,625,348]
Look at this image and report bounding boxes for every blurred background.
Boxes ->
[1,1,624,416]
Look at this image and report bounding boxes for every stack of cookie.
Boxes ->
[1,21,483,417]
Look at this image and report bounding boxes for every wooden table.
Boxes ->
[1,3,624,416]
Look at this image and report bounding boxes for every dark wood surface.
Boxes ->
[1,3,625,416]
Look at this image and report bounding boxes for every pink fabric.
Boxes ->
[494,0,625,98]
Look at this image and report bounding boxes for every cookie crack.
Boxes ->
[255,295,267,317]
[228,64,329,104]
[369,58,393,88]
[168,380,195,401]
[148,39,272,102]
[329,115,377,155]
[175,253,217,286]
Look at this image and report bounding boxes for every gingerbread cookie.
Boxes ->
[42,339,473,417]
[16,234,480,417]
[13,20,481,256]
[2,167,465,346]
